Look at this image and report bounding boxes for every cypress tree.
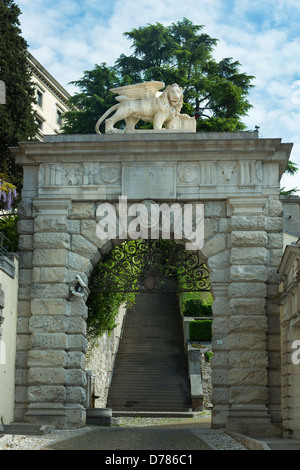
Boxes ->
[0,0,37,192]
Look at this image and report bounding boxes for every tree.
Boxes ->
[0,0,37,195]
[61,64,125,134]
[280,160,299,195]
[62,19,255,133]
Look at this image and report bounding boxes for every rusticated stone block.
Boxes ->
[69,202,95,219]
[18,235,33,251]
[68,251,93,274]
[67,317,86,335]
[211,369,228,386]
[212,317,229,335]
[231,231,267,247]
[67,334,88,353]
[202,233,227,258]
[66,386,86,404]
[211,387,229,405]
[268,198,283,217]
[229,386,268,404]
[66,351,85,369]
[204,201,226,218]
[210,268,230,283]
[31,283,69,299]
[18,268,33,286]
[28,367,66,385]
[17,202,33,220]
[230,265,268,282]
[31,299,68,316]
[17,317,29,334]
[28,350,67,368]
[269,248,284,267]
[229,215,266,231]
[229,368,267,386]
[229,315,267,332]
[28,385,66,403]
[29,315,67,333]
[229,298,266,316]
[230,247,267,265]
[71,234,98,259]
[67,300,88,319]
[268,233,283,249]
[34,232,70,250]
[211,351,228,368]
[208,250,230,271]
[34,216,68,233]
[30,332,67,350]
[267,217,283,232]
[229,282,267,298]
[32,267,68,284]
[66,369,86,386]
[17,219,34,234]
[15,334,30,352]
[204,218,218,239]
[228,332,266,350]
[18,251,33,269]
[229,350,268,369]
[33,249,68,267]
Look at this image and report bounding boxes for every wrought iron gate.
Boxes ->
[89,239,210,293]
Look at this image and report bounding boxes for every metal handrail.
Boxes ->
[0,232,14,255]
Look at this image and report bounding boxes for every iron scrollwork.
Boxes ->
[89,240,210,293]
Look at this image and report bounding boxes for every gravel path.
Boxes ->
[0,413,248,450]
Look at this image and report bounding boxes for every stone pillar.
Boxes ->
[14,201,35,422]
[225,196,273,436]
[210,283,230,428]
[23,198,87,427]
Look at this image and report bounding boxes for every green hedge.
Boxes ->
[182,299,212,317]
[189,319,212,341]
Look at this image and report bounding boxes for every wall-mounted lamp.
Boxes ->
[69,275,90,299]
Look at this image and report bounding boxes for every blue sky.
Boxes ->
[16,0,300,194]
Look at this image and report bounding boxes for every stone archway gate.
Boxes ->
[11,131,292,436]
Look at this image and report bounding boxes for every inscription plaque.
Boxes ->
[122,163,176,199]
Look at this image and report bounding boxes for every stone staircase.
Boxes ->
[107,293,192,415]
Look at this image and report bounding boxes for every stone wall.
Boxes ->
[85,305,127,408]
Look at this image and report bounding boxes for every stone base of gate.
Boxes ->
[225,405,282,438]
[24,403,86,428]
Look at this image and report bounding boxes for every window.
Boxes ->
[56,109,63,126]
[36,89,43,108]
[35,116,43,131]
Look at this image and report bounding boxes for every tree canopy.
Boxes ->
[62,19,255,134]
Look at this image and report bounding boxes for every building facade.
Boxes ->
[26,52,74,140]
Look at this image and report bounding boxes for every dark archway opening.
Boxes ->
[86,239,212,414]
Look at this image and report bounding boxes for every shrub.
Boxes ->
[189,319,212,341]
[183,299,212,317]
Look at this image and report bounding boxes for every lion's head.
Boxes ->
[159,83,183,115]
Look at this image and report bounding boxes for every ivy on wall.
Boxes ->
[86,239,212,340]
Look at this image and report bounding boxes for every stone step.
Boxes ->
[108,405,193,412]
[111,411,196,418]
[107,292,191,413]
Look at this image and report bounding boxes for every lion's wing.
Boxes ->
[110,81,165,101]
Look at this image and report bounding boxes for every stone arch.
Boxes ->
[11,132,291,436]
